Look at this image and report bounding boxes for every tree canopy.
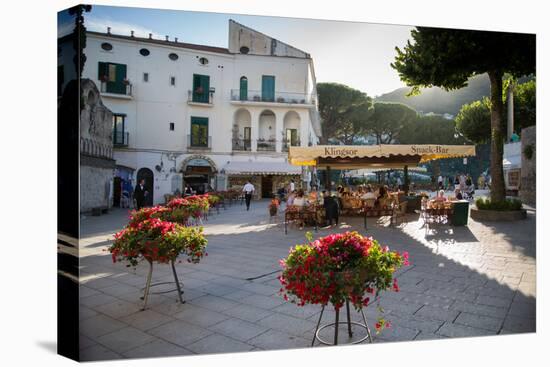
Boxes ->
[317,83,373,144]
[391,27,535,202]
[455,98,492,144]
[399,114,464,145]
[366,102,417,144]
[514,79,536,130]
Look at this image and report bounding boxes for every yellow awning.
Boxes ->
[289,145,476,167]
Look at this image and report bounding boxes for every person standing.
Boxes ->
[242,180,255,211]
[437,174,443,190]
[289,179,295,193]
[134,179,147,210]
[323,191,339,227]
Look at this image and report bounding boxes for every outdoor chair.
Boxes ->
[392,201,408,226]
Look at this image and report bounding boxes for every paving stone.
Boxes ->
[79,334,97,350]
[96,326,155,353]
[247,329,310,350]
[99,283,141,297]
[221,304,273,323]
[451,300,508,319]
[413,332,448,341]
[508,301,536,319]
[79,306,99,321]
[208,318,270,342]
[82,276,121,290]
[501,315,536,333]
[475,295,513,308]
[79,293,118,308]
[80,286,101,298]
[414,305,460,322]
[257,313,317,336]
[95,299,143,319]
[454,312,503,332]
[220,289,255,302]
[436,322,496,338]
[172,304,231,327]
[185,333,254,354]
[120,309,175,331]
[80,344,123,361]
[122,339,194,359]
[271,302,322,319]
[148,320,213,347]
[80,314,128,339]
[238,294,286,310]
[188,295,241,313]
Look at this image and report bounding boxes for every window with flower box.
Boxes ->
[98,62,127,94]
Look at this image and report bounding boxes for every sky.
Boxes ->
[58,5,414,97]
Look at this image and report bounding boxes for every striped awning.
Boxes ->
[223,161,301,175]
[289,145,476,168]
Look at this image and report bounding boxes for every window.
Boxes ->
[98,62,127,94]
[239,76,248,101]
[170,76,176,86]
[286,128,298,146]
[261,75,275,102]
[192,74,210,103]
[244,127,251,141]
[190,117,208,147]
[139,48,150,56]
[240,46,249,54]
[143,73,149,82]
[112,114,127,145]
[169,122,175,131]
[199,57,209,65]
[101,42,113,51]
[169,53,179,61]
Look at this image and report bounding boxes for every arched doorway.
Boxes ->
[137,168,154,207]
[180,156,217,194]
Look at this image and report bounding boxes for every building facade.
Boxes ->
[62,20,321,206]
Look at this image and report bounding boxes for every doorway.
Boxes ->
[136,168,154,207]
[261,175,273,198]
[113,176,122,207]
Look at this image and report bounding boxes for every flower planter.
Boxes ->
[470,207,527,221]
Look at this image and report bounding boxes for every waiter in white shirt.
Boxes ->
[242,180,255,211]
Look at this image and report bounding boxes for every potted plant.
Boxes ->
[279,231,409,342]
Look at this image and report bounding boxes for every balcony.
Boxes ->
[100,81,133,99]
[256,139,276,152]
[282,139,301,152]
[187,89,214,106]
[232,138,252,151]
[113,131,129,147]
[230,90,314,106]
[187,134,212,150]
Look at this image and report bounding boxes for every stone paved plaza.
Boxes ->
[78,198,536,361]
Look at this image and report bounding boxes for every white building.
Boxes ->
[63,20,321,206]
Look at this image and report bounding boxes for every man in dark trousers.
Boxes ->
[242,180,255,211]
[323,191,339,227]
[134,179,147,210]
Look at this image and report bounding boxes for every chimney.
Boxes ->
[130,30,134,37]
[107,27,111,35]
[174,37,178,43]
[165,35,169,41]
[149,33,152,39]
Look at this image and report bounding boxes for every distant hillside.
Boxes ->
[375,74,490,116]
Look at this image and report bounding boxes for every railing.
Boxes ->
[282,139,301,152]
[257,140,276,151]
[188,89,214,105]
[187,134,211,150]
[230,89,313,104]
[113,131,129,146]
[232,138,252,151]
[100,81,132,96]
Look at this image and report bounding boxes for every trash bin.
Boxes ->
[451,200,469,226]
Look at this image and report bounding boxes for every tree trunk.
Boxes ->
[488,71,506,202]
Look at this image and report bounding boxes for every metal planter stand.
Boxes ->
[311,300,373,346]
[140,259,185,310]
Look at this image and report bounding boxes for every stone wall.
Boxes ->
[79,79,115,213]
[519,126,536,206]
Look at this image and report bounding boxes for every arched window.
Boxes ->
[239,76,248,101]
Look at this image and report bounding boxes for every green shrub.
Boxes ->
[475,197,523,211]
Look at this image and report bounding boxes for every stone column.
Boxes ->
[275,111,284,152]
[251,109,259,152]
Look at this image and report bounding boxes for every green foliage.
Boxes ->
[475,197,523,211]
[455,98,492,144]
[366,102,417,143]
[523,144,534,160]
[399,114,464,144]
[317,83,373,144]
[513,79,536,130]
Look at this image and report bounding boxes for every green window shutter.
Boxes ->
[240,77,248,100]
[262,75,275,102]
[98,62,107,80]
[111,64,127,94]
[191,117,209,146]
[193,74,210,103]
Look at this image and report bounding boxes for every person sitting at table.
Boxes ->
[361,185,377,200]
[434,189,447,202]
[293,190,306,207]
[454,188,463,200]
[286,191,296,206]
